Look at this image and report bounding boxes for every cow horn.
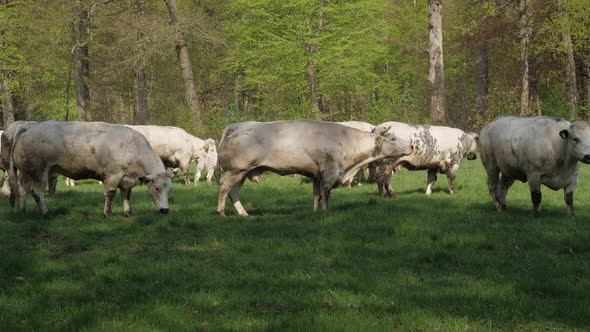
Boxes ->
[378,126,391,136]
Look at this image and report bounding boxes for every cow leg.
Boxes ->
[217,171,246,216]
[376,163,396,197]
[495,174,514,212]
[182,167,191,185]
[484,166,501,212]
[121,187,133,217]
[47,175,58,195]
[1,172,10,197]
[31,185,49,217]
[313,178,321,210]
[206,166,214,184]
[527,175,542,217]
[194,163,203,187]
[564,182,576,216]
[228,175,248,217]
[320,188,331,211]
[102,190,116,218]
[425,169,438,195]
[356,168,364,186]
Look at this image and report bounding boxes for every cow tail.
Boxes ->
[7,128,27,207]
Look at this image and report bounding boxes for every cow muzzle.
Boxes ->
[583,154,590,164]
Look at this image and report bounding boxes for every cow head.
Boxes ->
[560,121,590,164]
[139,170,176,214]
[375,132,413,159]
[464,132,479,160]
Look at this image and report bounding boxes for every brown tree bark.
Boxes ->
[428,0,445,123]
[133,0,150,125]
[304,0,324,120]
[558,0,579,119]
[0,79,15,128]
[164,0,203,130]
[518,0,530,116]
[476,43,489,118]
[72,0,91,121]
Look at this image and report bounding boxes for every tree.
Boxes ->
[304,0,324,120]
[558,0,579,119]
[475,0,489,118]
[518,0,530,116]
[134,0,150,125]
[72,0,91,121]
[164,0,203,130]
[427,0,445,123]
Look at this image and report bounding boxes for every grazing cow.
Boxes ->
[338,121,376,187]
[10,121,175,218]
[127,125,207,185]
[216,120,413,216]
[479,116,590,217]
[372,122,478,197]
[194,138,217,186]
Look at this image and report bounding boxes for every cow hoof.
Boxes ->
[217,211,226,217]
[42,213,53,220]
[124,211,133,218]
[103,213,113,219]
[532,210,540,218]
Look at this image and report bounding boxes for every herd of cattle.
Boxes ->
[0,116,589,219]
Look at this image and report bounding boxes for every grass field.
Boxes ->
[1,161,590,331]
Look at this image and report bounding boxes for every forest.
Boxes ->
[1,0,590,137]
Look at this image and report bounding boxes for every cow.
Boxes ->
[127,125,207,185]
[479,116,590,217]
[10,121,176,218]
[338,121,376,187]
[216,119,413,216]
[0,129,7,197]
[372,122,478,197]
[1,121,55,201]
[194,138,217,186]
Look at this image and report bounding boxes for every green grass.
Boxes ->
[1,161,590,331]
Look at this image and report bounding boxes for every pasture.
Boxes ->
[1,161,590,331]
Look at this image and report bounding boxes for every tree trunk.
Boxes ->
[518,0,530,116]
[304,0,324,120]
[133,0,150,125]
[558,0,579,120]
[72,0,91,121]
[0,79,15,128]
[428,0,445,123]
[476,43,489,118]
[164,0,203,130]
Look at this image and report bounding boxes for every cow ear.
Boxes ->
[559,130,569,140]
[375,136,385,151]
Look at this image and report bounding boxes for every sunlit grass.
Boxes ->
[1,161,590,331]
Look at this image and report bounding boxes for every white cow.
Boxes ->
[10,121,175,218]
[479,116,590,216]
[0,129,7,197]
[216,120,413,216]
[372,121,478,196]
[194,138,217,186]
[127,125,207,185]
